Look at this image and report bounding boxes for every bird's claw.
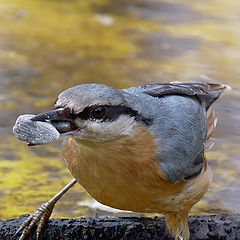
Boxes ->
[13,200,55,240]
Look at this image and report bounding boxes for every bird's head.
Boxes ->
[31,84,141,142]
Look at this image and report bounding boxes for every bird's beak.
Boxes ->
[31,108,77,134]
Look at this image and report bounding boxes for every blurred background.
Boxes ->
[0,0,240,220]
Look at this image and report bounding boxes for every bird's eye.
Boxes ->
[92,106,106,120]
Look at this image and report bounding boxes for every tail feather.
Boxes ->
[200,83,230,110]
[205,108,218,150]
[166,211,190,240]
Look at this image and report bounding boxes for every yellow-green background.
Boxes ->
[0,0,239,219]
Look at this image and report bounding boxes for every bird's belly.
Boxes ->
[62,135,189,213]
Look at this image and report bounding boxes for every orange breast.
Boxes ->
[62,124,212,214]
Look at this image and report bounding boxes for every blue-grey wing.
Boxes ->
[125,81,228,110]
[123,82,228,183]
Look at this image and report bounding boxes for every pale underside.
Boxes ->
[63,123,212,215]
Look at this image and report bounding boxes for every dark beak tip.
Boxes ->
[29,108,74,134]
[30,108,65,122]
[30,116,38,121]
[30,114,48,122]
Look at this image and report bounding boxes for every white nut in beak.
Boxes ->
[13,114,60,145]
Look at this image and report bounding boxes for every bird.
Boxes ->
[13,81,229,240]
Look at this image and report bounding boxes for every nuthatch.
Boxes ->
[13,81,229,240]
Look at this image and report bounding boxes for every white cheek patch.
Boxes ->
[13,114,60,145]
[75,115,135,141]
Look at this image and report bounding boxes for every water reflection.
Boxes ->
[0,0,239,219]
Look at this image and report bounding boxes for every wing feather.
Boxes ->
[143,81,229,110]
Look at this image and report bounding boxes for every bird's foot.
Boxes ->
[13,179,77,240]
[13,200,55,240]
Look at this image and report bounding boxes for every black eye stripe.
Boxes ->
[76,105,152,125]
[104,106,136,121]
[76,105,135,121]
